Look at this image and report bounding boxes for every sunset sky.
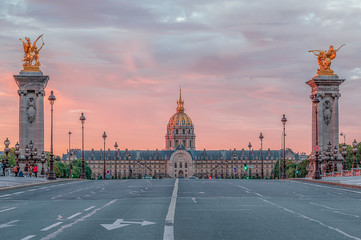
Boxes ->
[0,0,360,156]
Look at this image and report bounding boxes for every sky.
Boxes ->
[0,0,360,156]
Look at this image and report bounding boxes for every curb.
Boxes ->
[0,178,85,192]
[289,178,361,190]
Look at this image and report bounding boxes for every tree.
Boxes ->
[0,147,16,167]
[54,161,69,178]
[297,159,309,178]
[70,159,92,179]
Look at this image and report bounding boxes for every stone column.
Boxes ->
[13,71,49,160]
[306,75,345,177]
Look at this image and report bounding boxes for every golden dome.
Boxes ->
[167,87,194,128]
[168,112,193,128]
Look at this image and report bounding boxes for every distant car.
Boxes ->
[144,176,151,179]
[188,176,198,179]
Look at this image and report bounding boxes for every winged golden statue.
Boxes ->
[19,34,45,72]
[308,44,345,76]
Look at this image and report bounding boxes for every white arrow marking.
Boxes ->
[0,220,19,228]
[0,207,17,213]
[101,219,156,230]
[101,219,130,230]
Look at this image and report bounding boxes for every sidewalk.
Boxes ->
[0,176,73,191]
[291,176,361,190]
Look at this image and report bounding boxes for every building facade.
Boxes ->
[63,90,300,179]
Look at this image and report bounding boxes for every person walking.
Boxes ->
[33,165,38,178]
[14,164,19,177]
[28,165,33,177]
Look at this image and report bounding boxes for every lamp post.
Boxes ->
[4,138,10,167]
[128,154,132,179]
[248,142,252,179]
[352,139,358,169]
[40,151,46,175]
[15,142,20,166]
[68,130,72,163]
[281,114,287,179]
[259,133,264,179]
[114,142,118,179]
[29,140,38,167]
[80,113,86,179]
[102,131,107,180]
[312,96,321,179]
[24,145,29,172]
[333,146,338,173]
[47,90,56,180]
[342,144,347,171]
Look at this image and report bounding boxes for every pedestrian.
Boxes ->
[14,164,19,177]
[29,166,33,177]
[33,165,38,178]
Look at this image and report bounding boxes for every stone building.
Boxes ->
[63,90,299,179]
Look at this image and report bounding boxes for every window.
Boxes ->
[176,129,178,134]
[180,162,183,168]
[174,162,177,168]
[183,129,185,134]
[185,162,188,168]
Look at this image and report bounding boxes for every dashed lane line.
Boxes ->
[84,206,95,211]
[0,207,17,213]
[20,235,36,240]
[41,222,63,231]
[67,212,82,219]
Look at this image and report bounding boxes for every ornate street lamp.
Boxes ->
[352,139,358,169]
[102,131,107,180]
[68,130,72,163]
[259,132,264,179]
[248,142,252,179]
[15,142,20,166]
[342,143,347,171]
[114,142,118,179]
[281,114,287,179]
[40,151,46,175]
[80,113,86,179]
[47,90,56,180]
[24,145,30,172]
[4,138,10,167]
[312,96,321,179]
[128,153,132,179]
[333,146,338,172]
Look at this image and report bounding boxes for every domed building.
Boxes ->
[165,88,196,150]
[64,89,300,179]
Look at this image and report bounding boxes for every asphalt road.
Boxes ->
[1,179,361,240]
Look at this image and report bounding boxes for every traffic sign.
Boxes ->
[234,168,237,173]
[314,145,319,152]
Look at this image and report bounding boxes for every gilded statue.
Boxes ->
[19,34,44,72]
[308,44,345,75]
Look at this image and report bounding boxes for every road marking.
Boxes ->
[260,197,361,240]
[0,220,19,228]
[41,199,117,240]
[191,197,197,203]
[0,207,17,213]
[311,202,339,210]
[21,235,36,240]
[41,222,63,231]
[84,206,95,211]
[163,179,179,240]
[13,191,25,195]
[101,219,156,230]
[27,189,36,192]
[292,181,361,194]
[0,194,11,197]
[67,212,82,219]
